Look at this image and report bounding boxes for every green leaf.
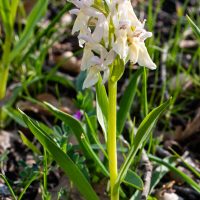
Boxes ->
[3,107,27,127]
[44,102,92,161]
[113,98,172,195]
[9,0,49,62]
[0,174,17,200]
[18,109,100,200]
[117,68,143,135]
[85,113,108,159]
[123,170,143,190]
[148,154,200,193]
[81,135,143,190]
[149,156,177,194]
[186,15,200,39]
[169,148,200,179]
[110,55,125,83]
[0,0,12,34]
[48,74,75,89]
[95,74,109,141]
[19,131,42,155]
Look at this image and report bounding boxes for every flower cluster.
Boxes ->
[68,0,156,89]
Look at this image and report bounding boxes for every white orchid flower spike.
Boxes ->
[83,49,116,89]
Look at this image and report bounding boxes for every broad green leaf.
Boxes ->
[186,15,200,39]
[19,131,42,155]
[124,170,143,190]
[149,154,200,193]
[95,74,109,141]
[44,102,92,161]
[110,55,125,83]
[18,109,100,200]
[117,68,143,135]
[113,98,172,195]
[9,0,49,62]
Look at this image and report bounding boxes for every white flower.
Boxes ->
[128,26,156,69]
[112,20,131,60]
[78,23,108,70]
[83,49,116,89]
[68,0,105,35]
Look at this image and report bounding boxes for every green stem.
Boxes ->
[0,66,9,100]
[108,79,119,200]
[43,149,48,199]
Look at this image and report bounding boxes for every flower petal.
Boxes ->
[129,42,139,64]
[69,9,80,15]
[72,11,88,34]
[113,29,129,60]
[91,56,104,67]
[82,66,99,89]
[104,49,116,66]
[101,67,110,85]
[81,44,94,70]
[128,4,142,27]
[140,31,152,42]
[137,43,156,69]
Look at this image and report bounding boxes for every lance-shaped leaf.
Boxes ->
[18,109,100,200]
[117,68,143,135]
[113,98,172,195]
[44,102,92,161]
[186,15,200,39]
[95,74,109,141]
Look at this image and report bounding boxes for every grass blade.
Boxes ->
[186,14,200,39]
[169,148,200,179]
[0,174,17,200]
[18,169,44,200]
[9,0,49,62]
[148,154,200,193]
[19,131,42,155]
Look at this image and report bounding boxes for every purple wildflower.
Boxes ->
[73,110,82,120]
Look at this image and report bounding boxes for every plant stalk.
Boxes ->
[0,66,9,100]
[108,79,119,200]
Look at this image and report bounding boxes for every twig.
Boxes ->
[139,149,152,200]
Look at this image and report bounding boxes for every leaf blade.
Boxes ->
[114,98,172,195]
[18,109,100,200]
